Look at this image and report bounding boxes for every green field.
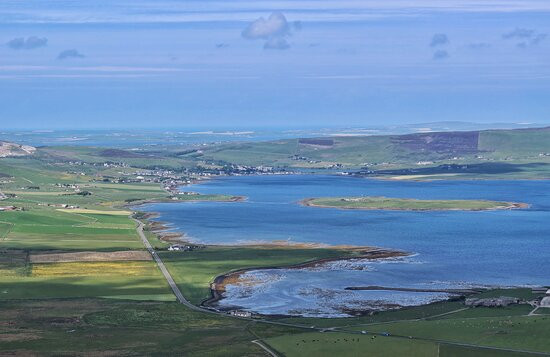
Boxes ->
[0,299,292,356]
[0,208,143,251]
[362,315,550,354]
[265,332,439,357]
[302,196,521,211]
[264,330,544,357]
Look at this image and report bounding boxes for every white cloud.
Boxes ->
[242,12,289,39]
[242,12,293,50]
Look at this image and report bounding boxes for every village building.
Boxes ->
[229,310,252,318]
[168,244,199,252]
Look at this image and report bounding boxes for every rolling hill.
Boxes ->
[0,141,36,158]
[193,126,550,178]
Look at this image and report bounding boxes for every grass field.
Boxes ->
[264,331,543,357]
[439,344,539,357]
[56,208,133,215]
[0,299,288,356]
[302,196,521,211]
[363,315,550,354]
[0,222,11,238]
[265,332,439,357]
[0,207,143,251]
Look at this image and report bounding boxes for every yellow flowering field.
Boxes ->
[31,261,157,277]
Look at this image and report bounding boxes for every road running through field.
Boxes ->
[133,218,201,311]
[252,340,280,357]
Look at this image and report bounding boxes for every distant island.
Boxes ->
[300,196,528,211]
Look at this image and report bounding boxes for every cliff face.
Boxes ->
[0,141,36,157]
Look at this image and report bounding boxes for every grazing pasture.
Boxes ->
[0,208,142,251]
[265,332,439,357]
[0,299,282,356]
[365,315,550,354]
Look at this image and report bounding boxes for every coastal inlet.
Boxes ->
[140,174,550,317]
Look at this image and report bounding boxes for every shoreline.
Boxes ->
[201,248,409,310]
[299,197,530,211]
[127,193,247,244]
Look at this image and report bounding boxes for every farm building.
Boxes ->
[168,244,198,252]
[0,206,17,211]
[229,310,252,318]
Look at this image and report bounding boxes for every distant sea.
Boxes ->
[141,175,550,317]
[2,122,543,148]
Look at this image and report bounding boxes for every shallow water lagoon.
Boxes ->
[142,175,550,317]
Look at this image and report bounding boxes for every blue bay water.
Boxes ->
[141,175,550,316]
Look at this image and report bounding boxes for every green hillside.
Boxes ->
[196,127,550,178]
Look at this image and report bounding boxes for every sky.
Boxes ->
[0,0,549,129]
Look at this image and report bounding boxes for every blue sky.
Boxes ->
[1,0,549,129]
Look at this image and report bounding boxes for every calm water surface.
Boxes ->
[141,175,550,317]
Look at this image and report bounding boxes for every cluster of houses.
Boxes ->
[63,160,129,169]
[56,204,80,209]
[228,310,253,318]
[167,244,201,252]
[54,183,80,189]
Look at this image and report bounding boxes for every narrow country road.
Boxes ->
[251,340,280,357]
[133,218,203,312]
